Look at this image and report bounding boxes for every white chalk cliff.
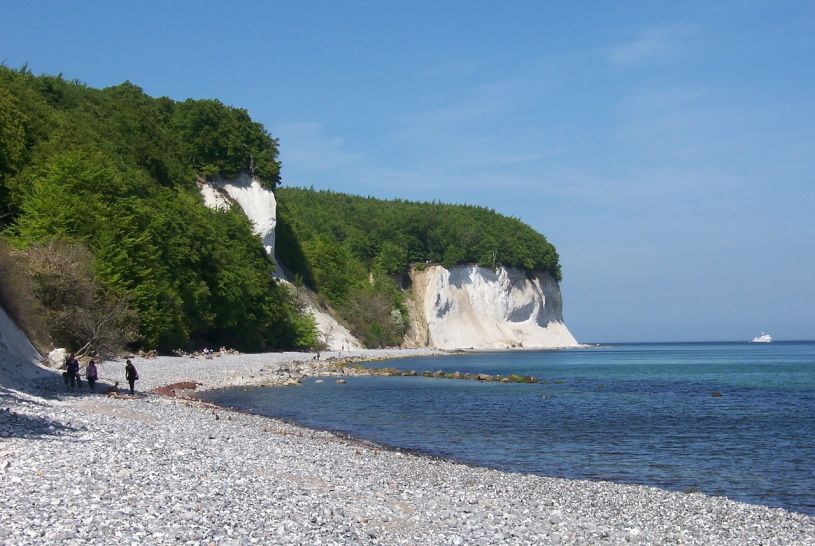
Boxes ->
[199,173,285,278]
[199,174,361,351]
[200,176,578,350]
[405,265,579,350]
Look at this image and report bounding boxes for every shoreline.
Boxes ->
[2,349,815,544]
[111,347,453,394]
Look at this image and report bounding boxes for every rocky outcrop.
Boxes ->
[404,265,579,350]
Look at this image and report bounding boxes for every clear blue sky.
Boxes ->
[2,1,813,342]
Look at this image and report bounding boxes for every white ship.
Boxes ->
[751,333,772,343]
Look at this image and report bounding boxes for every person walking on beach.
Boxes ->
[124,359,139,394]
[85,359,98,392]
[64,353,80,391]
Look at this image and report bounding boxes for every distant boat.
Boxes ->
[751,333,772,343]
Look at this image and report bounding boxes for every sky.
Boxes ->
[2,1,813,343]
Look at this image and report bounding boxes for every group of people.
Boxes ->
[63,354,139,394]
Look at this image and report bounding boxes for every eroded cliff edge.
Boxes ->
[404,265,579,350]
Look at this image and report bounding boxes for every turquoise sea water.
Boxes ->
[201,342,815,516]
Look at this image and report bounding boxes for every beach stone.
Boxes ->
[45,348,66,368]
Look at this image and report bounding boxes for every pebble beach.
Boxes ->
[2,350,814,545]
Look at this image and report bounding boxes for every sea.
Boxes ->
[200,341,815,516]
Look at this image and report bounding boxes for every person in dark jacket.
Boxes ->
[124,359,139,394]
[65,353,80,391]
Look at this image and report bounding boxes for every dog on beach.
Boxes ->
[104,381,120,396]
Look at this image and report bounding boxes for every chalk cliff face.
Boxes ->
[201,178,578,350]
[405,265,579,350]
[199,173,285,279]
[200,174,361,351]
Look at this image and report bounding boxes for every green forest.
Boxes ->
[275,188,561,347]
[0,65,561,354]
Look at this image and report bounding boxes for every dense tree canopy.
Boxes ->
[0,65,563,351]
[0,65,308,352]
[276,187,561,281]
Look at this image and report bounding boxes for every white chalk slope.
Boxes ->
[409,265,579,350]
[201,176,579,350]
[200,174,362,351]
[199,173,283,275]
[0,306,49,389]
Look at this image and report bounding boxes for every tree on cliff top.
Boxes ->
[172,98,281,185]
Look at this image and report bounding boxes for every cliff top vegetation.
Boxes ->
[277,187,560,280]
[0,65,561,352]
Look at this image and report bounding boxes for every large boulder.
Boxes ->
[45,348,67,369]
